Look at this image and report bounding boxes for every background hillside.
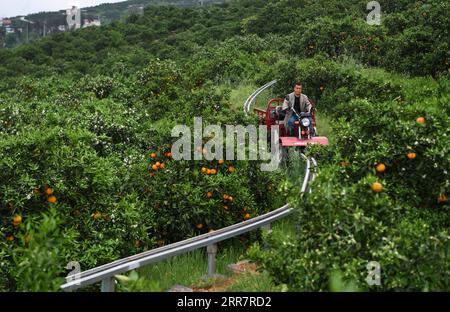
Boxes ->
[0,0,228,48]
[0,0,448,291]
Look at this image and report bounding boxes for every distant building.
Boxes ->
[83,18,101,28]
[2,19,12,26]
[58,25,66,32]
[5,27,14,34]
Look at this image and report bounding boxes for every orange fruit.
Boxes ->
[45,187,54,195]
[244,213,251,220]
[160,163,165,169]
[206,169,212,175]
[340,161,349,167]
[210,169,217,175]
[149,172,155,177]
[218,159,224,165]
[92,211,102,220]
[223,194,229,200]
[416,117,426,124]
[407,152,416,160]
[206,191,213,198]
[155,161,161,167]
[228,196,234,201]
[437,194,448,204]
[201,167,207,173]
[376,163,386,173]
[47,195,57,203]
[196,223,204,229]
[6,235,14,241]
[320,86,324,91]
[371,182,383,193]
[166,152,172,158]
[152,164,158,171]
[224,205,228,210]
[150,153,157,158]
[134,240,141,248]
[12,215,22,227]
[228,166,236,173]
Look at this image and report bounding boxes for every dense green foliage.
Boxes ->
[0,0,448,291]
[249,59,449,290]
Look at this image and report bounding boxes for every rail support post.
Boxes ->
[100,276,115,292]
[207,243,218,276]
[261,223,272,232]
[262,223,272,250]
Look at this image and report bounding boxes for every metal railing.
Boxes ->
[243,80,277,114]
[61,81,316,292]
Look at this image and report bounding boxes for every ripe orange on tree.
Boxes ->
[228,166,236,173]
[218,159,224,165]
[48,195,57,203]
[223,194,229,200]
[244,213,251,220]
[150,152,157,158]
[196,223,204,229]
[45,187,54,195]
[224,205,229,210]
[371,182,383,193]
[416,117,426,124]
[12,215,22,227]
[92,211,102,220]
[207,191,213,198]
[407,152,417,160]
[160,163,165,169]
[376,163,386,173]
[437,194,448,204]
[206,169,212,175]
[6,235,14,241]
[210,169,217,175]
[152,164,158,171]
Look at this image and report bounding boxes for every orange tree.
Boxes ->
[248,63,449,291]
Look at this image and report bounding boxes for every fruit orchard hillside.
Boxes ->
[0,0,448,292]
[0,0,448,79]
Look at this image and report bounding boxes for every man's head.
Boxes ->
[293,82,302,96]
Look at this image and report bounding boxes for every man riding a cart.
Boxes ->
[281,82,315,137]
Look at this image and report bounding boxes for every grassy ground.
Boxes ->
[114,217,299,292]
